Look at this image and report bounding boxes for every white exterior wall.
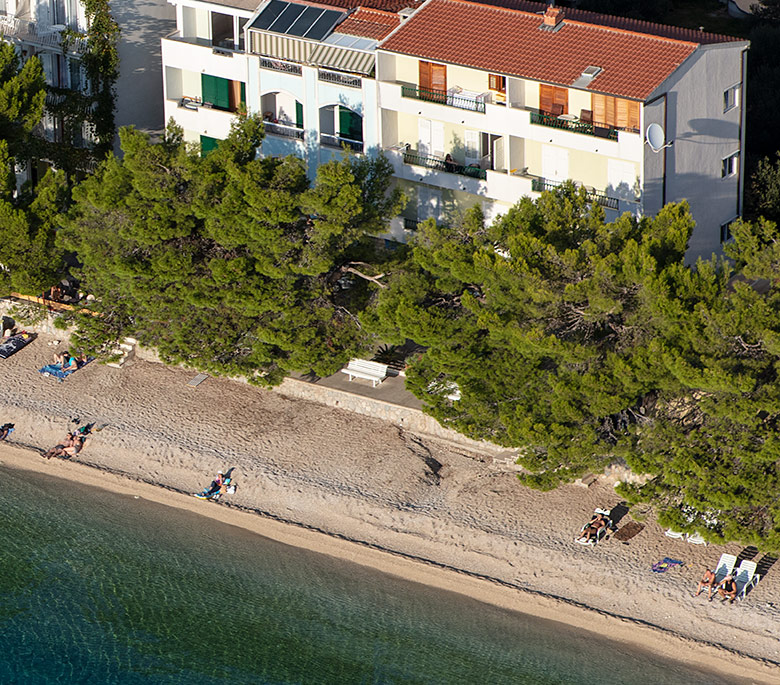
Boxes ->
[644,42,748,262]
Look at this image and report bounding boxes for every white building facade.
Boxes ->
[160,0,748,260]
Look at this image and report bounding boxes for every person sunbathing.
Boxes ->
[717,573,738,603]
[43,430,89,459]
[0,423,14,440]
[694,568,716,600]
[581,513,608,541]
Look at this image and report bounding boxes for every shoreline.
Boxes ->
[2,443,775,684]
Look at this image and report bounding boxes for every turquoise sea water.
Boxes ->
[0,466,743,685]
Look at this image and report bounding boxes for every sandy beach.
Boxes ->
[1,332,779,683]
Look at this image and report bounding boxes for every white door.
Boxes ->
[418,118,431,156]
[431,121,444,158]
[418,186,441,221]
[493,136,504,172]
[607,160,636,199]
[542,145,569,182]
[464,130,480,165]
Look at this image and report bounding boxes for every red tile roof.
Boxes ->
[379,0,734,100]
[311,0,421,12]
[337,7,401,39]
[475,0,744,45]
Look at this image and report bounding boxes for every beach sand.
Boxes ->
[1,333,779,682]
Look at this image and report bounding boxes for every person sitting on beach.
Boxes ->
[581,513,608,541]
[694,568,716,600]
[54,350,69,366]
[0,423,14,440]
[717,573,738,603]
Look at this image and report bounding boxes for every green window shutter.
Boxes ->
[296,101,303,129]
[201,74,230,110]
[338,106,351,139]
[339,108,362,141]
[200,135,219,157]
[240,82,246,108]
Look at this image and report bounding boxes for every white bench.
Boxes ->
[340,359,388,387]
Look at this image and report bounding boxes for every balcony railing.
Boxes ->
[318,69,361,89]
[0,15,86,52]
[402,150,487,180]
[259,57,302,76]
[401,85,486,113]
[404,218,420,231]
[264,121,304,140]
[530,111,639,141]
[531,178,619,210]
[321,133,363,152]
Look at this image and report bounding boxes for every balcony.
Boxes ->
[531,178,619,210]
[403,150,487,180]
[401,85,486,114]
[321,133,363,152]
[318,69,361,89]
[259,57,302,76]
[265,121,304,140]
[0,15,86,52]
[529,111,639,142]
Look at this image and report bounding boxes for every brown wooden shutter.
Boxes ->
[419,60,432,91]
[592,93,606,125]
[431,63,446,93]
[627,101,640,131]
[540,84,553,113]
[616,98,629,129]
[553,86,568,115]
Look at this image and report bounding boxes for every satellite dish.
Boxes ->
[646,123,672,152]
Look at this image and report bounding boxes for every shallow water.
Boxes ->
[0,466,743,684]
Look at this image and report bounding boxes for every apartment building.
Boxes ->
[162,0,409,176]
[160,0,748,259]
[0,0,88,144]
[377,0,749,258]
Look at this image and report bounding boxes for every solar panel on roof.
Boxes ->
[251,0,287,31]
[306,9,343,41]
[287,7,325,37]
[270,3,306,33]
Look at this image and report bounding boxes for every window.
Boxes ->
[489,74,506,93]
[201,74,245,112]
[723,84,740,113]
[419,61,446,94]
[591,94,640,131]
[720,219,735,243]
[539,84,567,115]
[721,152,739,178]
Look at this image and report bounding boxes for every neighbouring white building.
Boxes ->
[0,0,88,145]
[160,0,749,261]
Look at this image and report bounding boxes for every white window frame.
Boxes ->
[723,84,740,114]
[721,151,739,179]
[720,218,736,244]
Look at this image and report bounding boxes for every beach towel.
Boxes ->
[0,332,35,359]
[613,521,644,542]
[652,557,684,573]
[38,357,94,382]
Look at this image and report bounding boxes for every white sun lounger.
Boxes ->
[686,532,708,545]
[734,560,760,600]
[713,553,737,584]
[664,529,685,539]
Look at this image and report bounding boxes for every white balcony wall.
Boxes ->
[485,169,533,205]
[182,6,209,41]
[317,80,363,115]
[384,147,487,196]
[164,99,237,140]
[161,35,249,83]
[261,133,306,159]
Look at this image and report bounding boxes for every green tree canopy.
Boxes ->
[59,117,403,383]
[371,184,780,548]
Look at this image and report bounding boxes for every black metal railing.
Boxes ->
[259,57,302,75]
[318,69,361,89]
[264,122,304,140]
[401,85,485,113]
[404,218,420,231]
[530,111,634,141]
[531,178,619,210]
[402,150,487,180]
[321,133,363,152]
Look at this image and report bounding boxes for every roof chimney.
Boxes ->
[543,5,564,27]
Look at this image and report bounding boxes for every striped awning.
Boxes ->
[309,44,375,76]
[249,31,315,62]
